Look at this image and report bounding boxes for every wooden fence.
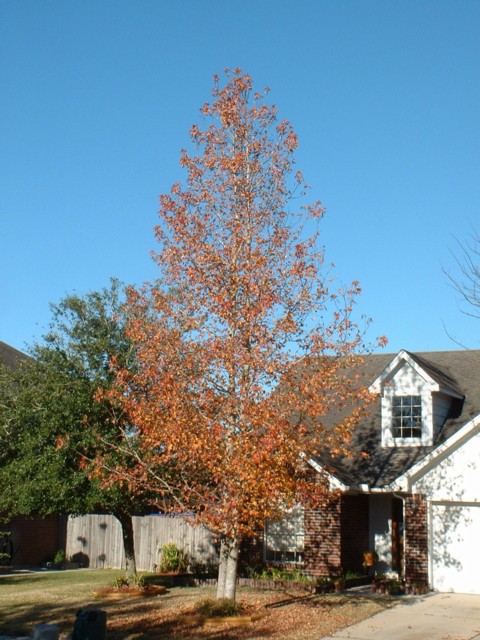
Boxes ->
[66,514,218,571]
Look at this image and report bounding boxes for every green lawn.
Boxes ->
[0,569,124,636]
[0,569,398,640]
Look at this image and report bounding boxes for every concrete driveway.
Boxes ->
[321,592,480,640]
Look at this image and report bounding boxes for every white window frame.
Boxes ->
[264,506,304,564]
[382,386,433,447]
[391,394,423,439]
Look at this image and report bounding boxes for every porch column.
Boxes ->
[304,494,342,576]
[404,494,429,586]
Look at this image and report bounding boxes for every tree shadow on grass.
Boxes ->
[0,589,387,640]
[265,592,393,610]
[0,594,171,637]
[119,618,277,640]
[0,595,277,640]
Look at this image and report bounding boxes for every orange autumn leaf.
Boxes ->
[94,69,383,599]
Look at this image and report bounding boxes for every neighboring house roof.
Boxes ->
[311,349,480,490]
[0,341,28,369]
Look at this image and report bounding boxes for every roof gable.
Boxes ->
[390,411,480,492]
[369,349,464,399]
[312,349,480,489]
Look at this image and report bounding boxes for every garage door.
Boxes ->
[431,503,480,594]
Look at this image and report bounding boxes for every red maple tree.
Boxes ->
[101,69,383,599]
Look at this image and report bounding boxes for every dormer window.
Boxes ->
[392,395,422,439]
[371,350,464,449]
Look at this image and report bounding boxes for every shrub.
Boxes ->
[343,570,361,580]
[195,598,244,617]
[112,575,129,589]
[316,575,334,593]
[0,532,11,564]
[386,578,404,595]
[112,574,146,589]
[54,549,66,565]
[257,566,312,583]
[188,558,219,576]
[158,542,189,573]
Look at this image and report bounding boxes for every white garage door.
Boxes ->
[431,503,480,594]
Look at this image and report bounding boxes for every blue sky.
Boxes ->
[1,0,479,354]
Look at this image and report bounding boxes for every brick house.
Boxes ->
[0,341,65,566]
[3,341,480,588]
[264,350,480,594]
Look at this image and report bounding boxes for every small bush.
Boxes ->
[386,578,404,595]
[257,566,312,583]
[158,543,189,573]
[54,549,66,565]
[195,598,244,617]
[373,573,388,584]
[189,558,219,576]
[112,575,129,589]
[343,570,361,580]
[316,575,334,593]
[112,574,146,589]
[0,531,12,562]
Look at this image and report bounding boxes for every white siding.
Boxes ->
[432,392,453,440]
[412,430,480,593]
[413,432,480,502]
[430,503,480,594]
[389,362,428,393]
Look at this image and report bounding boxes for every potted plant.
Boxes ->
[363,550,378,567]
[316,575,334,593]
[372,573,387,593]
[408,581,429,595]
[386,578,404,595]
[333,575,346,593]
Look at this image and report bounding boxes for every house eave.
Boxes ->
[306,457,349,492]
[387,412,480,492]
[437,385,464,400]
[304,462,403,495]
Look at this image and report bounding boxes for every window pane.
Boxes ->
[265,506,304,564]
[392,395,422,439]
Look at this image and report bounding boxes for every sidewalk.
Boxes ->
[321,592,480,640]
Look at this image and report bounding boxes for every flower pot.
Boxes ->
[334,580,346,593]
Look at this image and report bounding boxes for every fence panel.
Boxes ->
[66,514,217,571]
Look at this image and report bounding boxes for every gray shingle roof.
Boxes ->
[312,349,480,488]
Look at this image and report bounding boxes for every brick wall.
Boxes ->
[6,515,64,566]
[304,494,342,575]
[404,494,428,586]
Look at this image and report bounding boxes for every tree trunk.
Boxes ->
[216,539,228,599]
[216,537,239,600]
[114,511,137,576]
